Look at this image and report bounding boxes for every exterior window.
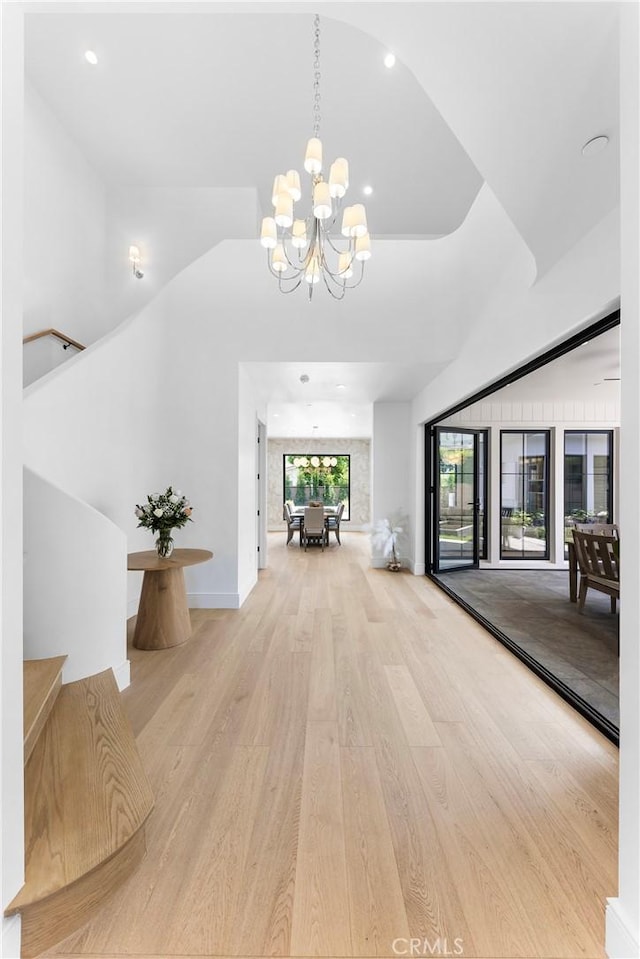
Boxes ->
[500,431,550,560]
[283,454,350,520]
[564,431,613,557]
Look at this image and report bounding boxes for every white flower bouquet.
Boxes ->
[135,487,193,557]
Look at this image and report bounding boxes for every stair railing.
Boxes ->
[23,328,86,352]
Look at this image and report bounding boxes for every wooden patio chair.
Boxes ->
[572,530,619,614]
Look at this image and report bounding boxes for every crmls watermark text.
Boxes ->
[392,937,464,956]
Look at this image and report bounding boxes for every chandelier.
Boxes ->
[259,14,371,300]
[293,455,338,470]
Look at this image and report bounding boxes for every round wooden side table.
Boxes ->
[127,548,213,650]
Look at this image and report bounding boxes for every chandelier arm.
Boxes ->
[343,261,366,289]
[280,237,308,272]
[322,232,352,259]
[278,273,305,295]
[319,268,347,300]
[266,252,300,282]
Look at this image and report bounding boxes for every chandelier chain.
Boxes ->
[312,14,321,139]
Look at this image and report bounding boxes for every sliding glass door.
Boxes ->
[433,428,486,572]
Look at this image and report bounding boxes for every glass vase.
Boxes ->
[155,530,174,558]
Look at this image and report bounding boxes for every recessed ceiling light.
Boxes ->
[273,413,279,418]
[84,50,98,65]
[336,384,346,390]
[384,52,396,69]
[581,135,609,157]
[306,403,313,408]
[362,186,373,197]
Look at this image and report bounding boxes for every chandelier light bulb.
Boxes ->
[304,137,323,175]
[350,204,368,237]
[311,456,321,468]
[341,205,356,237]
[286,170,302,201]
[272,243,288,272]
[260,217,278,249]
[355,232,372,261]
[274,193,293,228]
[313,181,332,220]
[329,158,349,198]
[272,175,289,206]
[292,219,307,249]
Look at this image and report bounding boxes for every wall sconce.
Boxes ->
[128,245,144,279]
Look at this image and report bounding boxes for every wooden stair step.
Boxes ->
[23,656,67,765]
[6,668,154,957]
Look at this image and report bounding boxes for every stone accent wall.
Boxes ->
[268,438,371,530]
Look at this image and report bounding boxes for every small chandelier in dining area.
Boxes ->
[293,455,338,470]
[260,14,371,301]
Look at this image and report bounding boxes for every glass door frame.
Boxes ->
[428,426,487,574]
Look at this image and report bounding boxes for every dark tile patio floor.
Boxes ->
[436,568,619,728]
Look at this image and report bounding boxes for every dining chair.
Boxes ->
[303,506,326,551]
[572,530,619,613]
[325,502,345,545]
[283,502,302,545]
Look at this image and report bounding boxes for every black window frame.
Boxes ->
[499,429,551,561]
[563,429,614,557]
[282,453,351,521]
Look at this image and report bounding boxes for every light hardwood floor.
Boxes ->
[47,532,618,959]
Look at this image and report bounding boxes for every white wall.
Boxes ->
[24,469,129,689]
[23,82,108,383]
[606,5,640,957]
[105,186,256,332]
[1,5,24,954]
[371,403,412,568]
[22,286,249,611]
[237,367,261,606]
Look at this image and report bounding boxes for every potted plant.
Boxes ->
[371,516,404,571]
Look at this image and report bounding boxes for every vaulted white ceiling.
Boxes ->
[23,2,621,435]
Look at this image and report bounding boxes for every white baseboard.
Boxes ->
[238,577,258,607]
[187,591,241,610]
[413,561,426,575]
[2,913,21,959]
[127,597,140,619]
[606,899,639,958]
[130,591,245,613]
[113,659,131,692]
